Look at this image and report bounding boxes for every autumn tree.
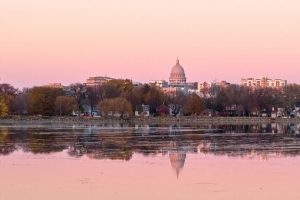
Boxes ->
[135,84,167,113]
[98,99,112,117]
[29,87,65,115]
[97,97,132,118]
[106,79,133,93]
[102,84,120,99]
[121,89,141,112]
[0,95,9,117]
[0,83,18,114]
[184,93,205,115]
[113,97,133,117]
[143,85,166,113]
[54,96,78,116]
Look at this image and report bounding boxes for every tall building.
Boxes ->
[198,82,216,98]
[198,81,230,98]
[86,76,115,86]
[241,76,287,88]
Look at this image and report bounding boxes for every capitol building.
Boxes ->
[169,58,187,88]
[150,58,195,94]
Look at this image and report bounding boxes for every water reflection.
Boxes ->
[1,123,300,177]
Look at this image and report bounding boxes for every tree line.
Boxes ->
[2,80,299,117]
[203,84,300,116]
[0,80,205,117]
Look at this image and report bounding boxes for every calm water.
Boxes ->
[1,123,300,200]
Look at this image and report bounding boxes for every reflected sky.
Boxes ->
[1,123,300,199]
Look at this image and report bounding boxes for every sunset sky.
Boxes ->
[1,0,299,89]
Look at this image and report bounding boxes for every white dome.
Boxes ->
[169,58,187,87]
[171,61,185,76]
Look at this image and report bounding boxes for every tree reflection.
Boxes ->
[1,123,300,174]
[0,127,16,156]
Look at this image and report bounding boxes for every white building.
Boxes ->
[86,76,115,86]
[149,80,169,88]
[169,58,187,89]
[198,81,229,98]
[241,76,287,88]
[168,58,188,94]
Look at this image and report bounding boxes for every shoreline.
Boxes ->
[0,116,299,125]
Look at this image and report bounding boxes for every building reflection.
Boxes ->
[169,151,186,178]
[166,125,187,178]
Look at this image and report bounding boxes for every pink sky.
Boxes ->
[1,0,300,89]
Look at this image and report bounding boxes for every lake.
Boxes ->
[1,123,300,200]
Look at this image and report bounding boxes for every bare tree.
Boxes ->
[167,90,186,116]
[69,83,86,115]
[13,93,31,115]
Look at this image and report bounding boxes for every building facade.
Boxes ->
[149,80,169,88]
[241,76,287,88]
[198,82,216,98]
[44,83,64,88]
[86,76,115,86]
[198,81,230,98]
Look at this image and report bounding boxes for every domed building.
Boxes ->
[169,58,187,88]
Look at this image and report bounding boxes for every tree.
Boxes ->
[0,83,18,114]
[184,93,205,115]
[98,99,112,117]
[102,84,120,99]
[54,96,78,116]
[85,86,100,116]
[0,96,9,117]
[29,87,65,115]
[121,89,141,112]
[113,97,133,118]
[0,83,18,96]
[167,90,186,116]
[282,84,300,115]
[106,79,134,93]
[69,83,86,114]
[13,93,31,115]
[136,84,167,113]
[97,97,133,118]
[143,85,166,113]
